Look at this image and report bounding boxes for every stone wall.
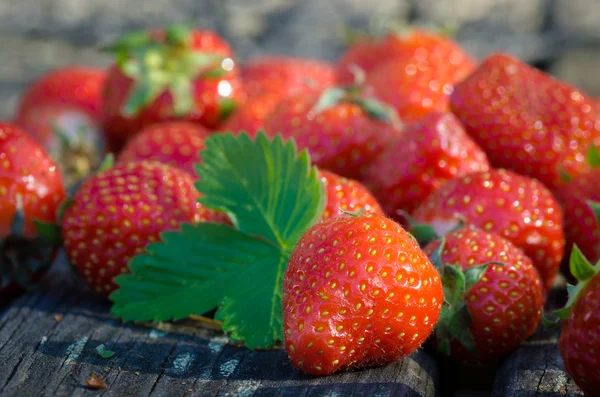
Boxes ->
[2,0,600,119]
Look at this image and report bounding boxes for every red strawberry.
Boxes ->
[283,213,443,375]
[424,228,543,363]
[0,123,66,296]
[101,25,246,152]
[450,53,600,191]
[319,169,382,219]
[220,93,282,137]
[412,169,565,294]
[15,66,106,123]
[264,85,402,179]
[241,56,335,99]
[557,247,600,397]
[336,28,475,86]
[61,161,223,296]
[116,121,212,176]
[364,111,490,216]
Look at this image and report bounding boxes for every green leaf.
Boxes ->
[586,144,600,168]
[195,132,325,249]
[164,24,191,46]
[570,245,596,282]
[170,75,193,116]
[587,200,600,227]
[463,264,490,293]
[95,344,115,359]
[442,264,466,308]
[351,97,402,129]
[33,221,62,244]
[410,224,439,247]
[558,167,572,182]
[97,154,115,172]
[311,88,347,114]
[122,77,167,117]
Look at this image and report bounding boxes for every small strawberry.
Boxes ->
[336,27,475,86]
[101,24,246,152]
[241,56,335,99]
[555,246,600,397]
[319,169,382,219]
[450,53,600,191]
[424,228,543,363]
[0,123,66,297]
[116,121,212,176]
[283,213,443,375]
[364,111,490,216]
[61,161,224,296]
[264,84,402,179]
[220,93,282,137]
[412,169,565,294]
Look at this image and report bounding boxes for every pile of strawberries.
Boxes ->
[2,22,600,395]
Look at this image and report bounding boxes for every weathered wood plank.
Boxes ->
[0,268,440,397]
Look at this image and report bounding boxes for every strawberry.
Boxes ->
[336,28,475,86]
[15,66,106,123]
[241,56,335,99]
[450,53,600,191]
[0,123,66,296]
[412,169,565,294]
[116,121,212,176]
[364,111,490,216]
[220,93,282,137]
[424,228,543,363]
[61,161,224,296]
[556,247,600,397]
[283,213,443,375]
[264,84,402,179]
[319,169,382,219]
[101,24,246,152]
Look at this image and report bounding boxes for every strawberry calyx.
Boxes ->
[106,24,232,118]
[586,144,600,168]
[401,210,466,247]
[544,245,600,326]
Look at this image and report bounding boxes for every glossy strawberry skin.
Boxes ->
[319,170,383,219]
[61,161,223,296]
[412,169,564,294]
[336,30,476,86]
[424,228,543,363]
[283,214,443,376]
[220,93,282,137]
[116,121,212,176]
[450,53,600,191]
[102,29,245,152]
[365,112,490,215]
[242,56,335,99]
[559,273,600,397]
[264,93,402,179]
[0,123,66,238]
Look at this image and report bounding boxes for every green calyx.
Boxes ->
[106,24,230,118]
[401,210,466,248]
[543,245,600,326]
[586,144,600,168]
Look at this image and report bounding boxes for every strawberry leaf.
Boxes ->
[570,244,595,282]
[111,132,325,349]
[586,144,600,168]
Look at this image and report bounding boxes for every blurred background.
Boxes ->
[2,0,600,119]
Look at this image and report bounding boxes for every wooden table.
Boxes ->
[0,266,585,397]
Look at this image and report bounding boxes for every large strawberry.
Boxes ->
[412,169,564,293]
[264,84,402,179]
[336,27,475,86]
[0,123,66,297]
[283,213,443,375]
[364,111,490,216]
[450,53,600,191]
[61,161,224,296]
[220,93,282,137]
[555,246,600,397]
[241,56,335,99]
[116,121,212,176]
[319,169,382,219]
[424,228,543,363]
[101,24,245,152]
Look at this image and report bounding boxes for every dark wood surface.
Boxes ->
[0,267,441,397]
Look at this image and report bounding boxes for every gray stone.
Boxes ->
[550,47,600,97]
[552,0,600,37]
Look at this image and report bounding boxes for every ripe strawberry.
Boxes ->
[450,53,600,191]
[116,121,212,176]
[220,93,282,137]
[61,161,224,296]
[319,169,382,219]
[364,111,490,216]
[241,56,335,99]
[336,28,475,86]
[283,213,443,375]
[0,123,66,296]
[412,169,565,293]
[424,228,543,363]
[15,66,106,123]
[102,24,246,152]
[264,85,402,179]
[556,247,600,397]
